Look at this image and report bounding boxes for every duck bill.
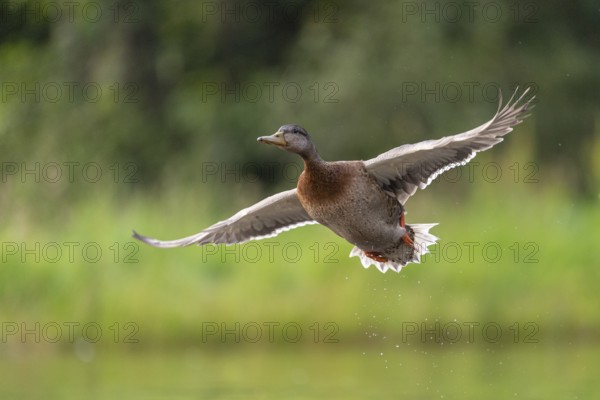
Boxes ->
[257,132,287,147]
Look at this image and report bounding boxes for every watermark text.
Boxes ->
[1,241,139,264]
[201,321,339,343]
[1,321,139,343]
[400,320,539,344]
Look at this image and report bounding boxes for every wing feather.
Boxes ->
[133,189,316,248]
[365,87,535,204]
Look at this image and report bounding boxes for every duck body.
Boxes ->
[296,159,404,253]
[133,88,534,273]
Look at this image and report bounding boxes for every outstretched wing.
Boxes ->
[365,87,535,204]
[133,189,316,247]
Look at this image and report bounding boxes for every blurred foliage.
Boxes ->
[0,0,599,200]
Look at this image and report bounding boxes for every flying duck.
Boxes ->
[133,88,534,273]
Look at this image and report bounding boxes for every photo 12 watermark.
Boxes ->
[425,241,540,264]
[199,1,340,24]
[400,1,539,24]
[199,81,340,104]
[199,241,340,264]
[0,82,139,104]
[399,320,540,344]
[0,162,139,184]
[199,161,302,184]
[0,1,141,26]
[1,241,139,264]
[1,321,139,344]
[200,321,339,344]
[400,81,539,104]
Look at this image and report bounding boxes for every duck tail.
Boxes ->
[409,223,439,262]
[349,223,439,273]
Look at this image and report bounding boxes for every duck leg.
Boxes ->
[400,213,414,247]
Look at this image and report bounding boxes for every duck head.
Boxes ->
[257,125,320,161]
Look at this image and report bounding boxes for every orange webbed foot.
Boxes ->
[401,232,414,247]
[400,212,414,247]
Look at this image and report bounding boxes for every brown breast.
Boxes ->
[297,161,359,205]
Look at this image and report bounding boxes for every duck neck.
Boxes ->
[300,145,325,170]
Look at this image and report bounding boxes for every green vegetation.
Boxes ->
[2,147,598,346]
[1,0,599,397]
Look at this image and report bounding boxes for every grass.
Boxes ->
[1,159,599,348]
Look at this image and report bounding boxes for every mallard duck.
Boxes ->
[134,88,534,273]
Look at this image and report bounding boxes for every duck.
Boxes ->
[133,87,534,273]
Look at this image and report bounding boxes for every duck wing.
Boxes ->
[133,189,316,247]
[365,87,535,204]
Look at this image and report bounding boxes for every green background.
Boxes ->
[1,0,599,398]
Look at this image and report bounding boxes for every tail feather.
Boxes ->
[411,223,439,261]
[350,223,439,273]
